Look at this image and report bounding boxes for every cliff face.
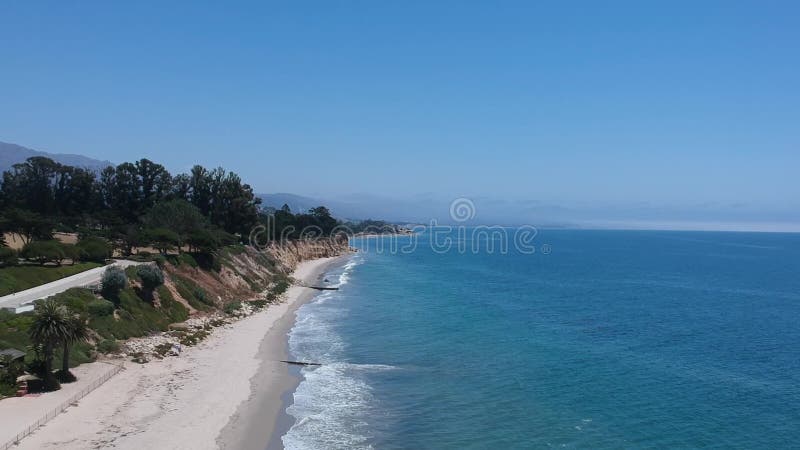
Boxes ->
[162,238,351,313]
[262,237,352,273]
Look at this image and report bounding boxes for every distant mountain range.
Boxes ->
[0,141,113,174]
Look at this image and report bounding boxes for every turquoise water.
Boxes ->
[284,230,800,449]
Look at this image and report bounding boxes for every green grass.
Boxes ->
[0,262,103,296]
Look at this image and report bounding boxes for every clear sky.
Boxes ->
[1,1,798,229]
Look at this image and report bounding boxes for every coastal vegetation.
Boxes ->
[0,155,358,397]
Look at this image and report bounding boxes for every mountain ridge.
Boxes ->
[0,141,113,174]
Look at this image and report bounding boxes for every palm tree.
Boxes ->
[60,316,89,377]
[28,299,70,388]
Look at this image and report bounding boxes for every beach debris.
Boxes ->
[303,285,339,291]
[280,360,322,366]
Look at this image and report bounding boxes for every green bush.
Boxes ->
[251,299,267,310]
[101,266,128,304]
[87,299,115,317]
[136,265,164,302]
[137,265,164,291]
[224,301,242,315]
[271,278,291,296]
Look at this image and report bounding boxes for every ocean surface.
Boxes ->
[283,229,800,449]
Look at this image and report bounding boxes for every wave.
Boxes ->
[284,255,382,449]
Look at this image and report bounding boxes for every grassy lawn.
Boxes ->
[0,262,103,296]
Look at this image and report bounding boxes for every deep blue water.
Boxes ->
[284,229,800,449]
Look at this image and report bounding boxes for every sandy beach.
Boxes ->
[7,256,345,450]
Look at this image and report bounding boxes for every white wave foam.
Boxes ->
[284,362,394,449]
[284,254,382,449]
[337,254,363,287]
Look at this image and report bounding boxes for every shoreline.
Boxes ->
[9,256,345,450]
[218,255,348,450]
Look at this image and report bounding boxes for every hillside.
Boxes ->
[0,141,112,174]
[0,238,351,396]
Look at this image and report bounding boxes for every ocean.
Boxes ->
[283,229,800,449]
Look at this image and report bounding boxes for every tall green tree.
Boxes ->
[143,199,206,251]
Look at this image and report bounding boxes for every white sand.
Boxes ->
[5,257,341,450]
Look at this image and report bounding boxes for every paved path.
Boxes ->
[0,260,142,312]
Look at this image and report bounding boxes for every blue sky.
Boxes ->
[1,1,798,229]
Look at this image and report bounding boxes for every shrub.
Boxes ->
[137,265,164,293]
[101,266,128,304]
[271,278,291,296]
[76,237,112,262]
[224,301,242,315]
[87,299,115,317]
[0,247,17,266]
[20,240,66,265]
[251,299,267,310]
[96,339,120,353]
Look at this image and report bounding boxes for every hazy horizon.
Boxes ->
[1,2,798,231]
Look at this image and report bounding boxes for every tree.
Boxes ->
[101,266,128,304]
[29,299,71,390]
[136,159,173,210]
[61,243,80,265]
[21,240,67,266]
[76,236,112,262]
[59,315,89,380]
[142,228,180,255]
[186,229,220,253]
[1,157,61,215]
[144,199,206,251]
[309,206,338,235]
[1,208,53,244]
[137,264,164,301]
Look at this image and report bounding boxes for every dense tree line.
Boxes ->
[0,156,340,266]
